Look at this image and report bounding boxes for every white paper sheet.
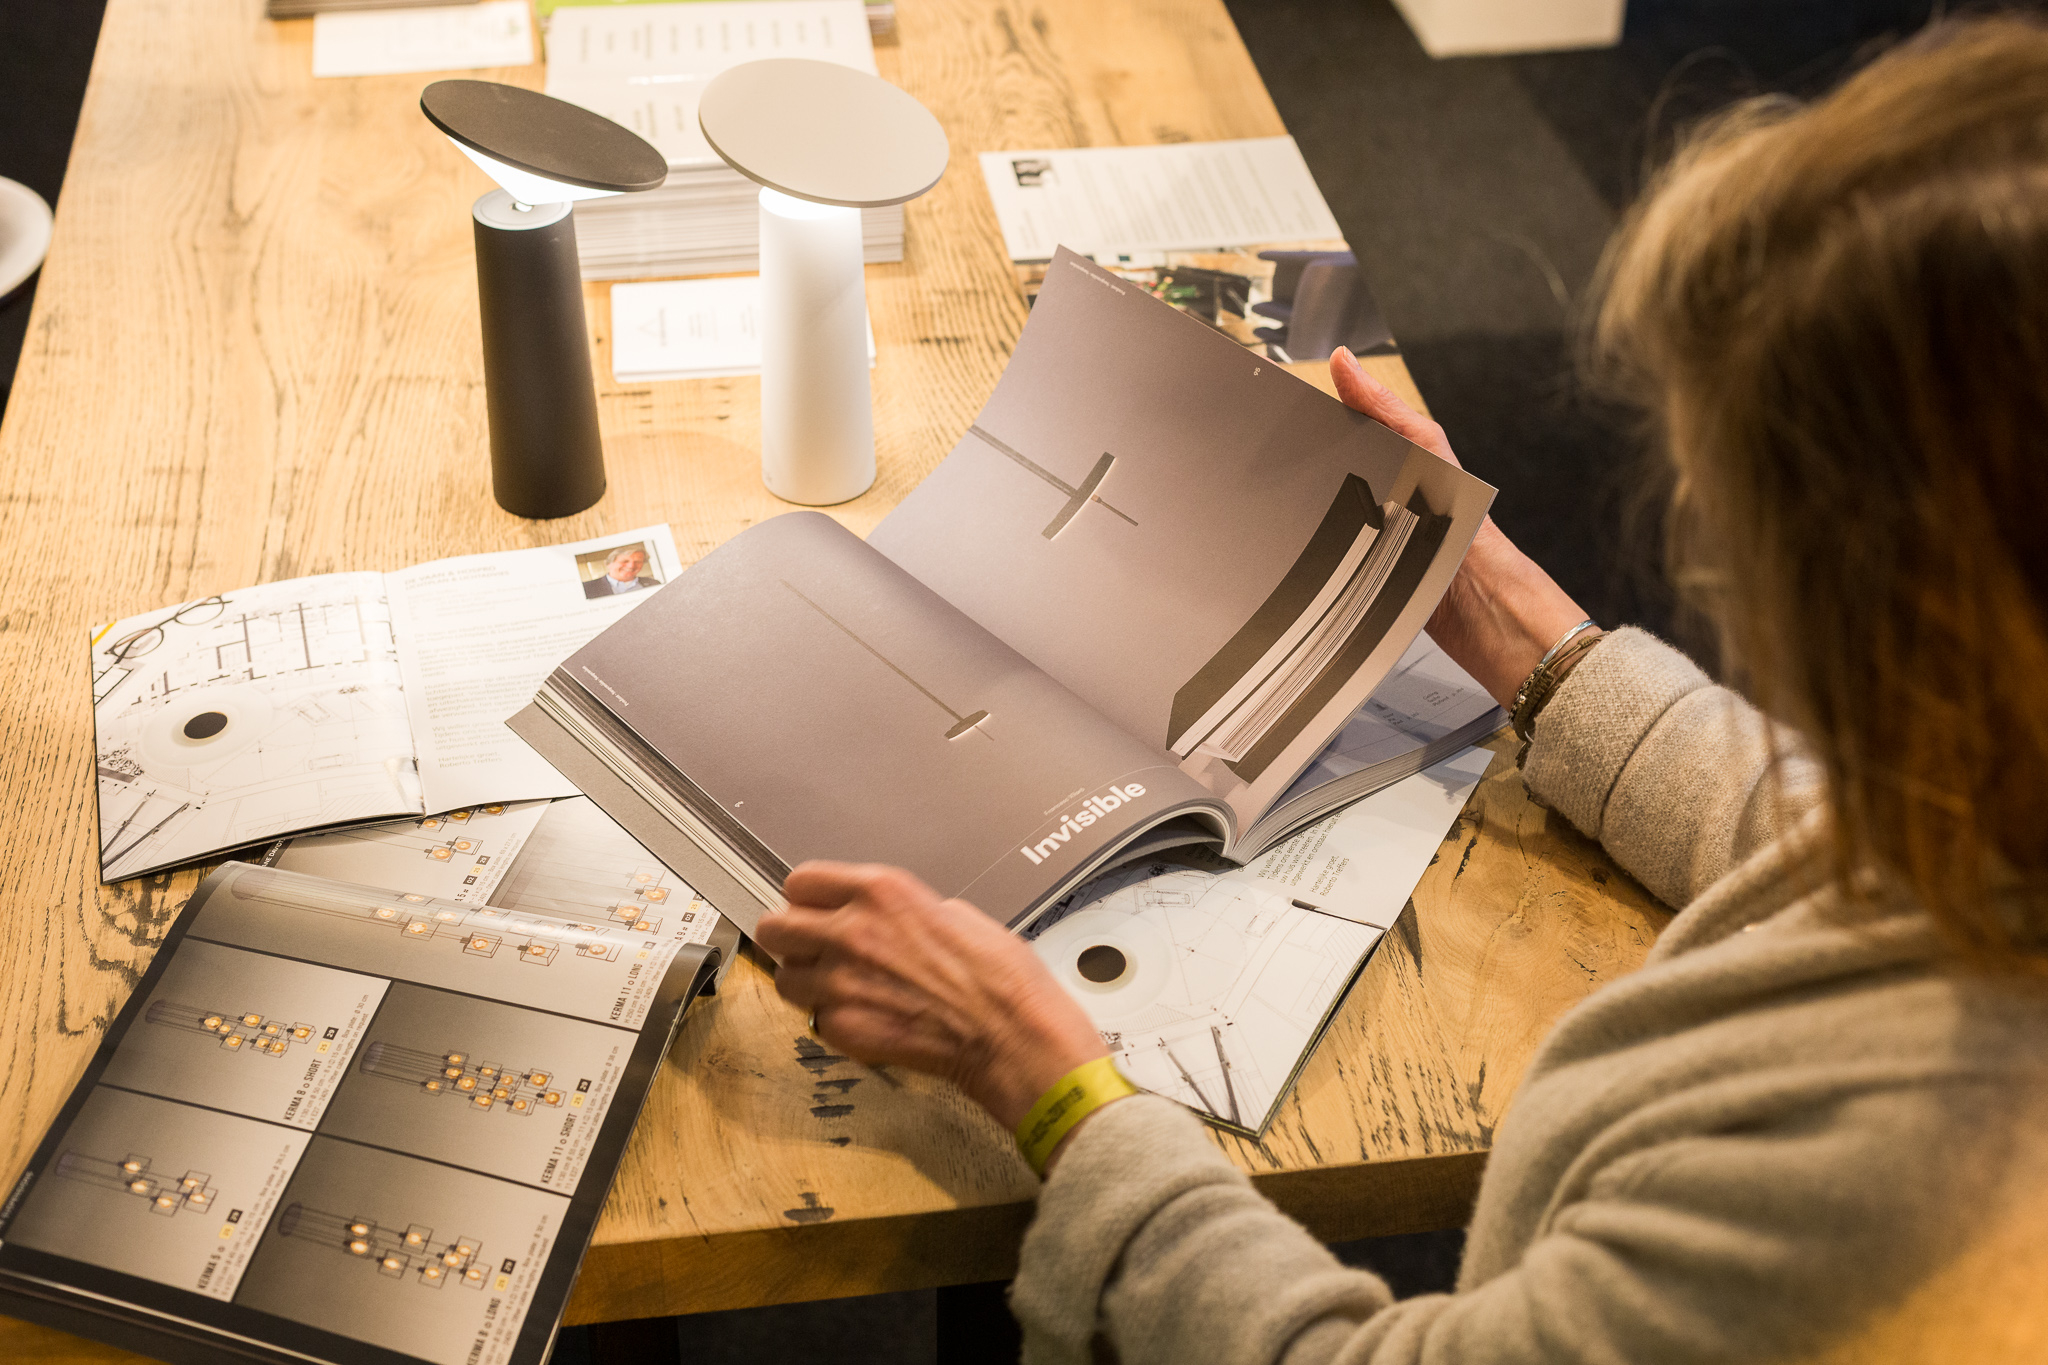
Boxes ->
[311,1,533,78]
[977,138,1344,261]
[388,525,682,812]
[610,275,876,381]
[1240,744,1493,926]
[1029,745,1492,1130]
[543,1,875,169]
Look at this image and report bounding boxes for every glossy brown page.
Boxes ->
[536,512,1227,929]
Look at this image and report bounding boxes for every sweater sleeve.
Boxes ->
[1013,1070,2048,1365]
[1010,1095,1392,1365]
[1519,628,1821,909]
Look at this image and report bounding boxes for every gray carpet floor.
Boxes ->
[0,0,2009,1360]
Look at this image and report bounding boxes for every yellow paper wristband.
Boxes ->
[1014,1056,1137,1177]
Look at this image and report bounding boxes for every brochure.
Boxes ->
[509,249,1498,937]
[90,527,680,882]
[0,860,722,1365]
[1031,746,1491,1135]
[981,139,1395,362]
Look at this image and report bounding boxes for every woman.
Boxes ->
[757,18,2048,1363]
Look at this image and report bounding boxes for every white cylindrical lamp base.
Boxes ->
[758,187,875,505]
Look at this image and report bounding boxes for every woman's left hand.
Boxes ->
[754,862,1107,1130]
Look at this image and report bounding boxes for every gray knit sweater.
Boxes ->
[1011,629,2048,1364]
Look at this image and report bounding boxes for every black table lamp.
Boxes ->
[421,81,667,519]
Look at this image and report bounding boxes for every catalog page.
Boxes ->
[1028,745,1491,1134]
[92,575,420,882]
[0,863,718,1365]
[389,525,681,813]
[267,796,733,977]
[90,527,680,883]
[979,138,1391,365]
[518,511,1232,933]
[869,249,1495,832]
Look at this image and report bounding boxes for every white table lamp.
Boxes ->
[699,60,949,505]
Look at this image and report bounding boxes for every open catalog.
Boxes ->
[0,826,731,1365]
[90,526,681,882]
[511,250,1499,936]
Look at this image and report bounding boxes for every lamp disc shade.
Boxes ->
[699,60,949,208]
[422,80,669,195]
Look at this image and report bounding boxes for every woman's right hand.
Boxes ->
[1331,347,1594,707]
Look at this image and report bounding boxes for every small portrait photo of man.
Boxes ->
[578,542,663,599]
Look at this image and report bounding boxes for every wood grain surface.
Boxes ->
[0,0,1669,1355]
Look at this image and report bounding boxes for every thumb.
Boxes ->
[1330,347,1459,467]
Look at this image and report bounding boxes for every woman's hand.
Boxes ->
[1331,347,1594,707]
[754,862,1107,1130]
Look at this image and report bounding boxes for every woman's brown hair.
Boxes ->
[1595,16,2048,969]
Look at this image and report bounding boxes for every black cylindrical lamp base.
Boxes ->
[471,191,605,519]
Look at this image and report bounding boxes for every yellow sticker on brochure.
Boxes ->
[571,1094,584,1107]
[318,1041,331,1053]
[496,1275,511,1291]
[221,1225,235,1239]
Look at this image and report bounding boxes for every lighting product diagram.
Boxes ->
[145,1000,319,1058]
[276,1204,486,1289]
[358,1044,565,1116]
[406,804,510,864]
[55,1152,217,1218]
[226,869,627,967]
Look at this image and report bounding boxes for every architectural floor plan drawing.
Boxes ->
[93,576,418,880]
[55,1152,217,1219]
[1029,860,1382,1132]
[276,1203,486,1290]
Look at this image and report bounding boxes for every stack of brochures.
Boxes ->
[543,0,905,280]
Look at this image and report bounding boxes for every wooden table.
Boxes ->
[0,0,1670,1357]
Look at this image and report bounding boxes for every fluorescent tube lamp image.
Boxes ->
[699,60,949,506]
[421,80,667,520]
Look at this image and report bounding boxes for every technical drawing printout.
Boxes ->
[90,525,679,881]
[1027,747,1489,1133]
[92,575,419,881]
